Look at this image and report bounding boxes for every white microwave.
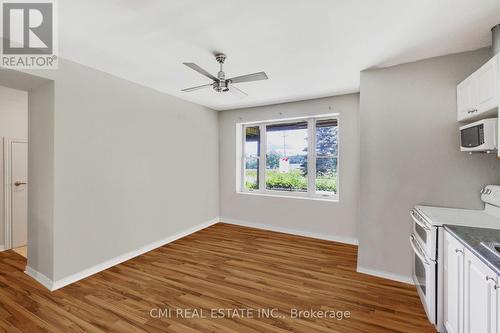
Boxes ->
[460,118,497,152]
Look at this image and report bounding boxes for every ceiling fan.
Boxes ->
[181,53,268,97]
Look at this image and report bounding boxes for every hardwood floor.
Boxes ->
[12,246,27,258]
[0,223,436,333]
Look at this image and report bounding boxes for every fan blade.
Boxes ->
[227,71,268,84]
[183,63,217,81]
[229,84,248,97]
[181,83,213,92]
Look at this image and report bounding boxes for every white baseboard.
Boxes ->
[26,217,220,291]
[25,266,54,290]
[24,218,411,289]
[0,245,5,252]
[357,266,413,285]
[220,217,359,245]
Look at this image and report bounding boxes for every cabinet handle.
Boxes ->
[455,249,464,254]
[410,209,430,231]
[486,276,496,282]
[486,276,499,289]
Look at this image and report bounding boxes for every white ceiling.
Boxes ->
[59,0,500,111]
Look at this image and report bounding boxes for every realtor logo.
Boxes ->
[1,0,57,69]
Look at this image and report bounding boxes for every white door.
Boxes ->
[463,249,497,333]
[11,141,27,248]
[444,230,464,333]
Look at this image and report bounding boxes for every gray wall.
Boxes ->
[0,66,54,279]
[2,58,219,281]
[219,94,360,243]
[49,60,219,280]
[0,85,28,248]
[358,48,500,279]
[28,81,55,279]
[5,45,498,286]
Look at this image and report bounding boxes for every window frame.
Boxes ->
[239,114,340,201]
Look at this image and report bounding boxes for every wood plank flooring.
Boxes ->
[0,223,436,333]
[12,246,27,258]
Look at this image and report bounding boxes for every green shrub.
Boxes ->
[316,176,336,192]
[245,181,258,190]
[265,170,307,191]
[245,169,336,193]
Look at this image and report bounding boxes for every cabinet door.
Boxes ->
[464,249,497,333]
[497,284,500,333]
[444,231,465,333]
[475,55,498,115]
[457,77,475,121]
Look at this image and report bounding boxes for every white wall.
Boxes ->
[0,86,28,138]
[357,48,500,280]
[219,94,360,243]
[0,85,28,248]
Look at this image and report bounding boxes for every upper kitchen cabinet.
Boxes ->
[457,54,499,122]
[457,77,475,121]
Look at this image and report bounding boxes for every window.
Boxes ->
[266,121,308,192]
[240,115,339,200]
[315,119,338,195]
[244,126,260,190]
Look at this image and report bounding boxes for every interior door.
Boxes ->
[11,141,27,248]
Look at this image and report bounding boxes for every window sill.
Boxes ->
[236,191,339,202]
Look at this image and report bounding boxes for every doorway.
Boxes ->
[4,138,28,256]
[0,85,28,258]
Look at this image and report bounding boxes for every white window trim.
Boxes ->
[239,114,340,201]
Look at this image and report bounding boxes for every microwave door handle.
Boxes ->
[410,235,430,266]
[410,209,430,231]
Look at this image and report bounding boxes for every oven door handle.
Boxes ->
[410,209,430,231]
[410,234,430,266]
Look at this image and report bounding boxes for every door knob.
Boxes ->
[14,181,27,186]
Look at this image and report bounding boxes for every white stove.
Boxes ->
[410,185,500,332]
[416,205,500,228]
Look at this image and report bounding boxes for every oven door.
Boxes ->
[410,234,436,324]
[410,209,437,260]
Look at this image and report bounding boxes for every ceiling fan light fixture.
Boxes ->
[181,53,268,97]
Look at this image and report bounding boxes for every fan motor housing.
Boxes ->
[215,53,226,64]
[213,80,229,93]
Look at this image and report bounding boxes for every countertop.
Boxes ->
[444,224,500,276]
[416,205,500,228]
